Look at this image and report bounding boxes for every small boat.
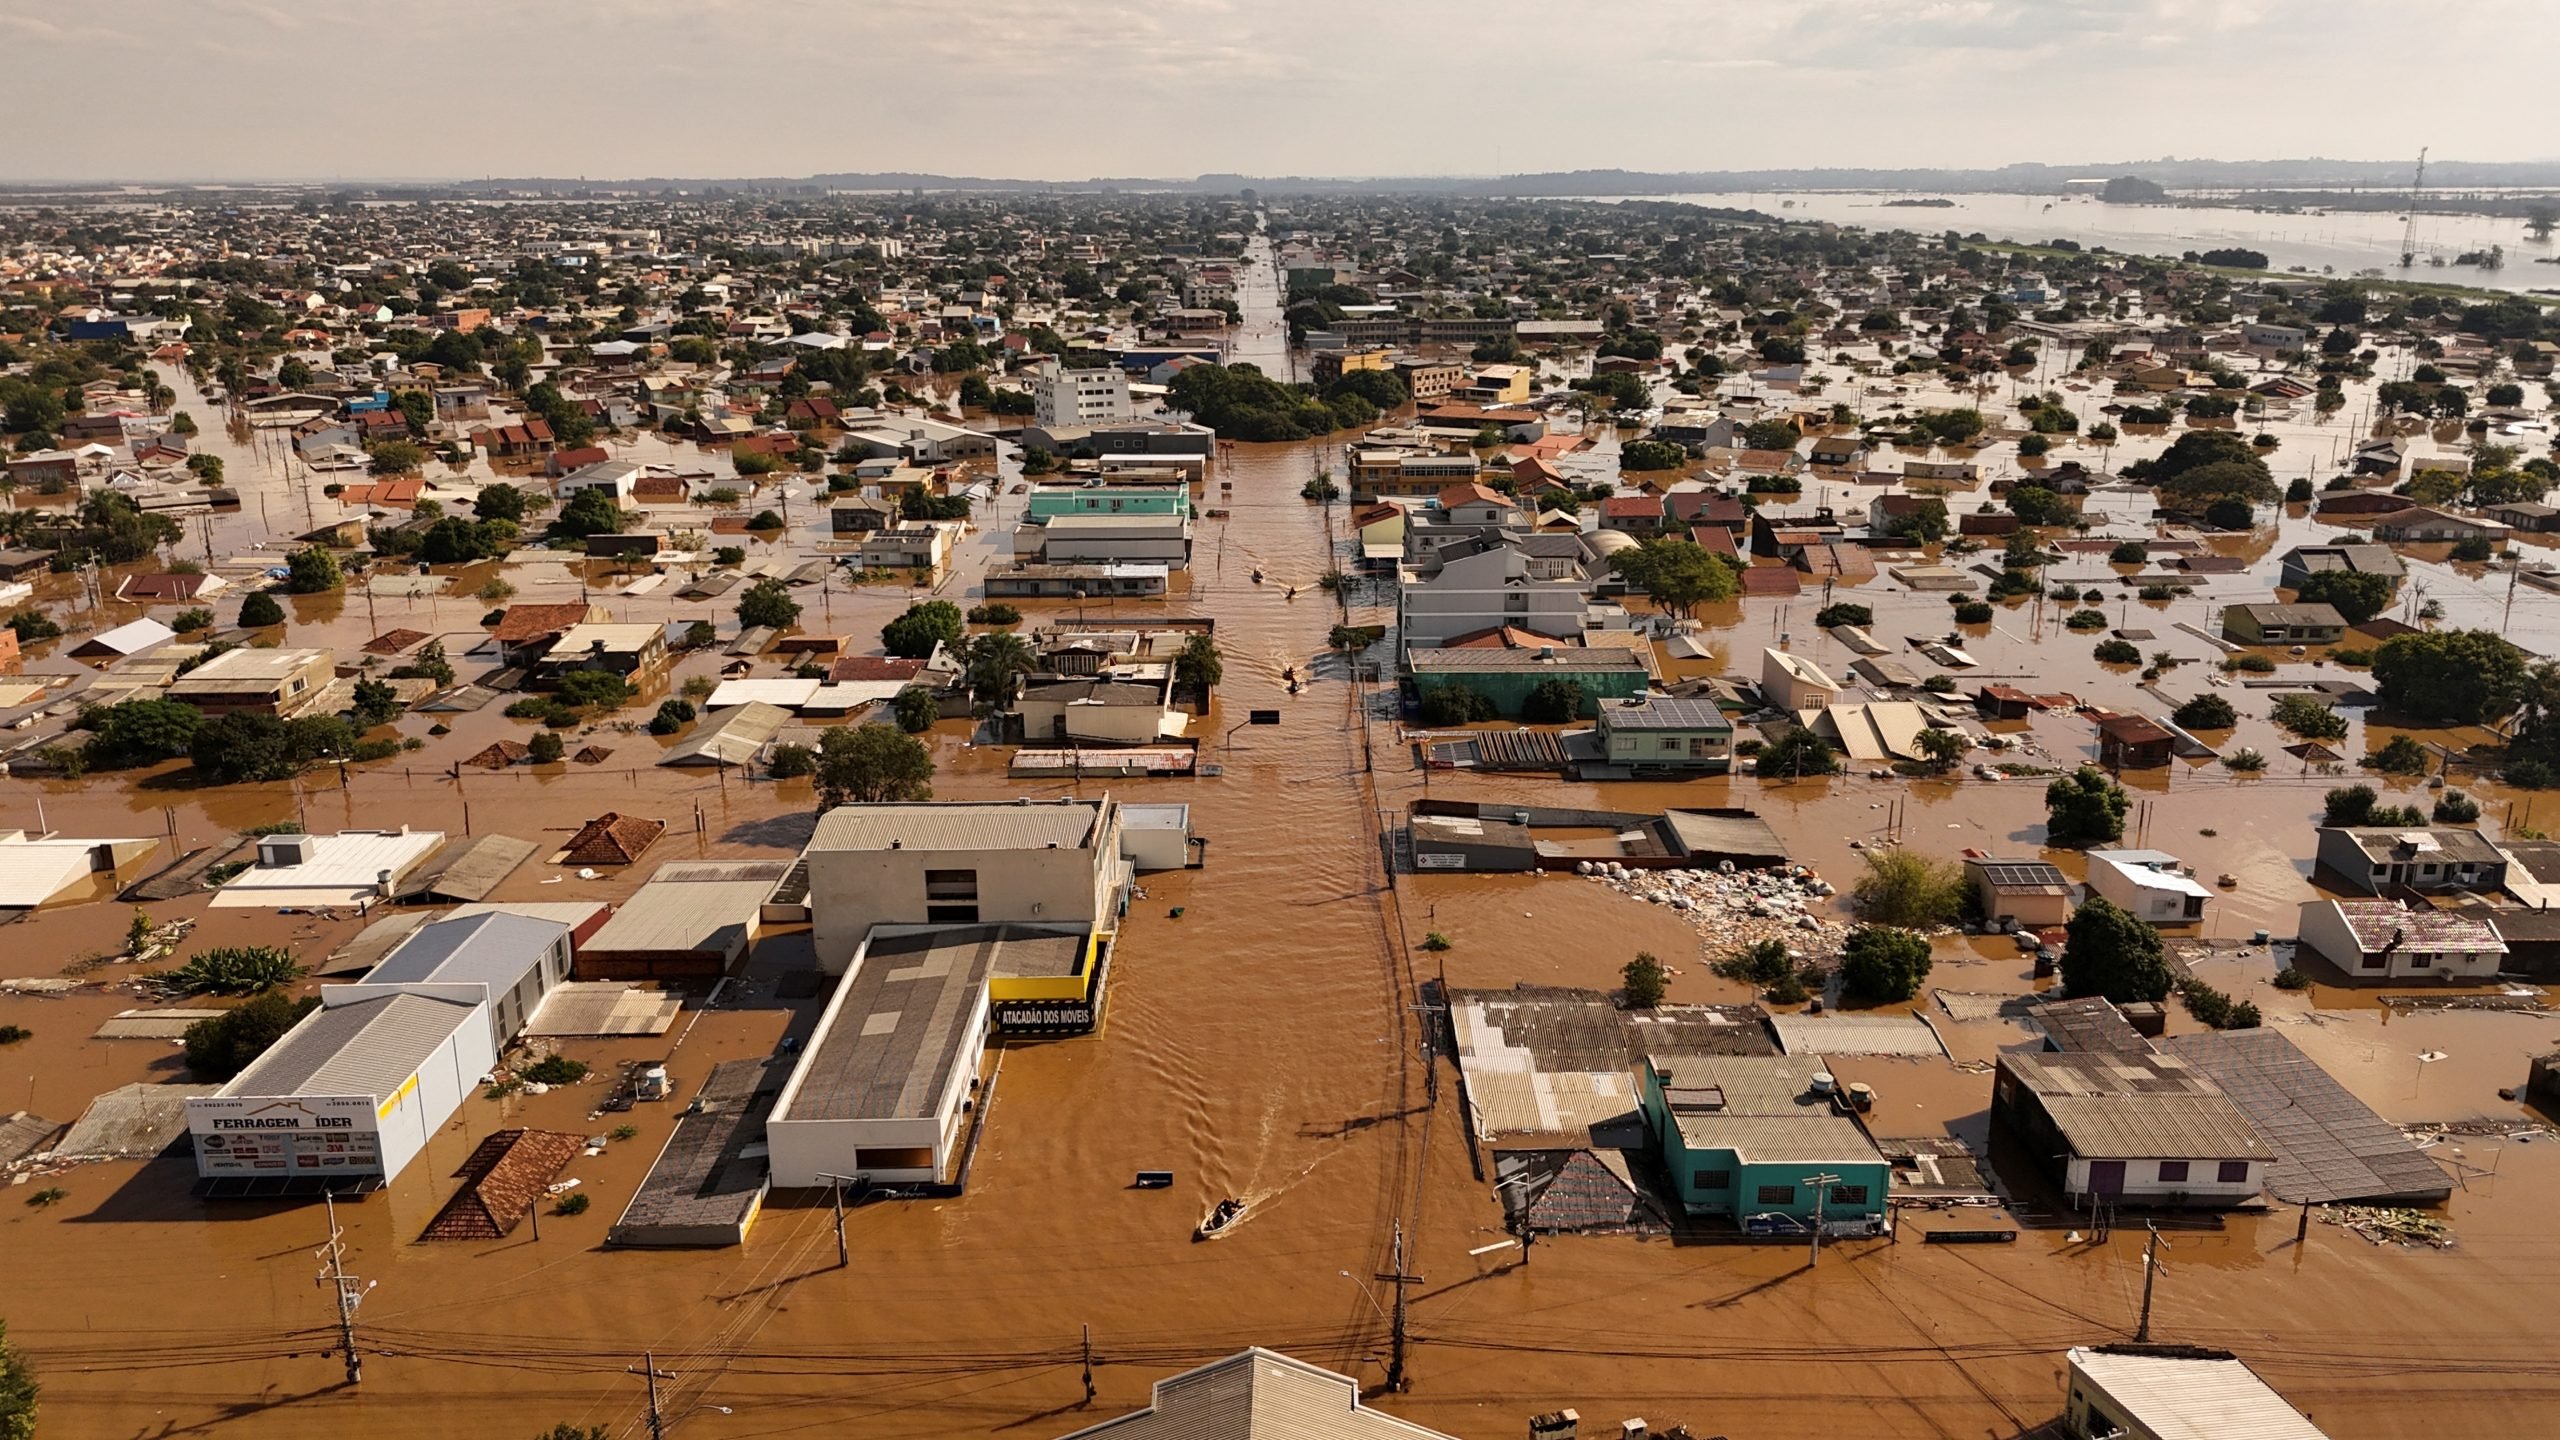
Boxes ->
[1250,568,1264,584]
[1283,587,1297,600]
[1194,1197,1246,1241]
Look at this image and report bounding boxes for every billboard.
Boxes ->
[187,1095,385,1176]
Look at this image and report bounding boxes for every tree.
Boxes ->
[548,487,623,540]
[237,589,285,628]
[736,578,801,631]
[191,712,299,783]
[2148,430,2273,498]
[2372,629,2526,726]
[348,678,401,729]
[367,438,426,475]
[1419,684,1498,725]
[1915,726,1968,771]
[2267,692,2348,742]
[0,1317,32,1440]
[1618,439,1687,472]
[964,630,1035,708]
[284,546,343,594]
[2006,484,2074,527]
[1814,603,1872,629]
[1851,847,1967,928]
[647,699,696,735]
[1609,536,1739,618]
[2093,639,2140,664]
[1621,952,1669,1009]
[2292,569,2395,624]
[2059,897,2173,1003]
[526,731,565,763]
[185,452,225,485]
[892,685,940,733]
[1838,926,1932,1003]
[2324,783,2383,825]
[1757,726,1836,777]
[814,724,935,808]
[2044,766,2128,846]
[415,516,514,563]
[1174,633,1224,692]
[881,600,964,659]
[181,992,321,1080]
[1521,678,1589,723]
[475,482,530,523]
[81,699,202,769]
[555,670,631,709]
[2367,733,2430,776]
[2171,694,2238,730]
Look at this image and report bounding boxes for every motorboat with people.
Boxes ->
[1194,1197,1246,1241]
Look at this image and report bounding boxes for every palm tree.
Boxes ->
[965,631,1034,710]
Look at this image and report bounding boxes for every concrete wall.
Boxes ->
[2063,1154,2261,1205]
[766,971,989,1187]
[808,841,1124,973]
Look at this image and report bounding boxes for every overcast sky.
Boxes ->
[3,0,2552,182]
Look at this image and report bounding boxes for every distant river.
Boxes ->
[1591,190,2560,295]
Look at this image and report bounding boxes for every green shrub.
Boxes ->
[2065,609,2109,631]
[527,731,565,764]
[522,1054,589,1085]
[2221,653,2276,674]
[149,946,303,997]
[2093,639,2140,664]
[966,602,1022,626]
[554,670,631,709]
[182,993,321,1078]
[2172,694,2237,730]
[1838,926,1932,1002]
[553,1192,591,1216]
[768,742,816,778]
[1953,601,1994,624]
[1621,952,1670,1007]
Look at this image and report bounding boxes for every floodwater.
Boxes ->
[1611,190,2560,294]
[9,228,2560,1440]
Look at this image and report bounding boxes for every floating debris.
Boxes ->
[2322,1204,2455,1249]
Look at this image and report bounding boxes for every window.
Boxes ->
[2361,953,2387,970]
[2218,1160,2251,1184]
[2156,1161,2189,1183]
[1755,1184,1796,1205]
[1661,739,1683,753]
[924,869,978,902]
[1827,1184,1868,1206]
[1692,1169,1732,1191]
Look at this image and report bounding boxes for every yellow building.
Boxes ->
[1463,364,1532,404]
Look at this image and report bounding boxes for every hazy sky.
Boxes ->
[3,0,2553,181]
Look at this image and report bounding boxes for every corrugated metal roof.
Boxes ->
[657,702,788,766]
[778,928,1008,1123]
[225,992,479,1100]
[2067,1348,2332,1440]
[2003,1052,2272,1161]
[365,911,567,989]
[582,879,767,959]
[2159,1028,2452,1203]
[1058,1348,1459,1440]
[809,800,1102,854]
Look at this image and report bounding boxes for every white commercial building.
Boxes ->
[209,829,446,909]
[186,990,492,1188]
[803,798,1130,973]
[1033,368,1132,428]
[0,832,160,908]
[185,909,575,1188]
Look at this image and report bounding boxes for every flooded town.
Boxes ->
[7,43,2560,1440]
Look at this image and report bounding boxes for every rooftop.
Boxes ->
[1596,695,1732,731]
[779,927,1015,1123]
[2000,1051,2272,1161]
[225,992,481,1100]
[362,911,568,991]
[808,799,1105,854]
[2322,899,2506,954]
[1406,646,1647,674]
[2159,1028,2452,1204]
[2067,1347,2331,1440]
[1648,1053,1885,1166]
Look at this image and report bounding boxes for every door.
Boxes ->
[2089,1160,2127,1198]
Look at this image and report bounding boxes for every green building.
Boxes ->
[1406,646,1650,719]
[1026,484,1191,522]
[1635,1053,1891,1227]
[1593,695,1735,773]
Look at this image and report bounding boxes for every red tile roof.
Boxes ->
[420,1129,585,1242]
[560,812,666,866]
[827,655,926,682]
[491,603,596,643]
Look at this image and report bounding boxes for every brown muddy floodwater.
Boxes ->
[9,246,2560,1439]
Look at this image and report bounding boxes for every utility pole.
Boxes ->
[1374,1219,1423,1392]
[2134,1222,2166,1342]
[1804,1173,1841,1268]
[316,1189,367,1385]
[817,1172,856,1267]
[1081,1323,1096,1403]
[636,1351,667,1440]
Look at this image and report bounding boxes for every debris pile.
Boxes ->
[2322,1205,2455,1249]
[1576,861,1844,955]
